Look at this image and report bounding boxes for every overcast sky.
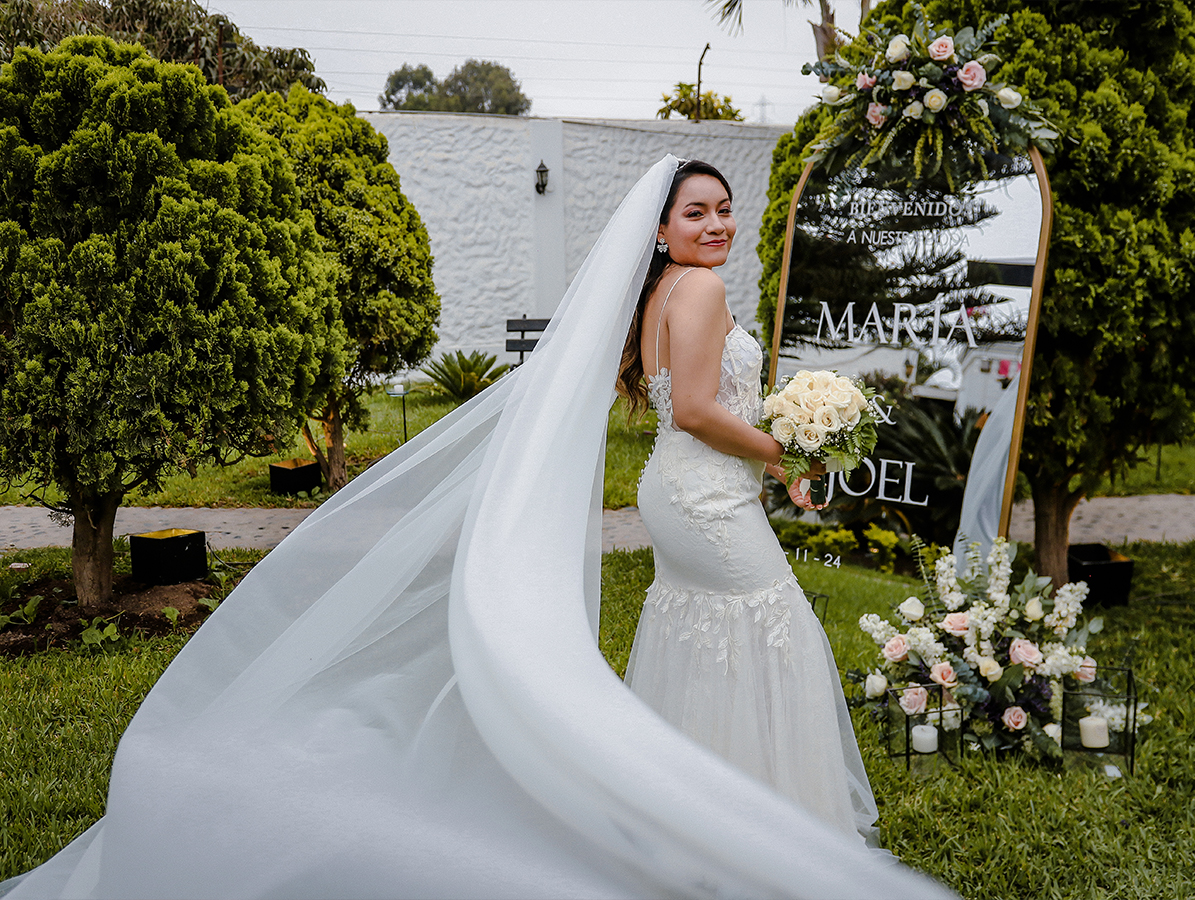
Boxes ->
[208,0,864,124]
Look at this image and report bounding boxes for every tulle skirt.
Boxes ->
[627,439,879,841]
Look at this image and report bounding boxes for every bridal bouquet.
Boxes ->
[855,539,1151,758]
[762,370,878,505]
[802,9,1057,190]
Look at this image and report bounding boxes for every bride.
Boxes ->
[621,160,876,840]
[3,156,950,900]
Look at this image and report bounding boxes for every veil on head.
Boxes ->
[3,156,953,900]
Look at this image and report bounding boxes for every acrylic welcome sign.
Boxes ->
[769,149,1052,540]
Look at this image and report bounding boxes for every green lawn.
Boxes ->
[3,542,1193,895]
[1088,442,1195,497]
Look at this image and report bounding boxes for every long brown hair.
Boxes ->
[616,160,733,419]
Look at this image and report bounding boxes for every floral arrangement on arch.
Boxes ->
[854,538,1148,758]
[802,9,1057,191]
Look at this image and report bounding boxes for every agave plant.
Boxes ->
[421,351,510,402]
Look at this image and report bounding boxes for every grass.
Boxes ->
[0,391,654,511]
[3,542,1194,894]
[1088,443,1195,498]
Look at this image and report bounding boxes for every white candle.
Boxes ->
[1079,715,1110,749]
[911,724,938,754]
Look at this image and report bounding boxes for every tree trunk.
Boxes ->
[69,487,121,612]
[323,400,347,492]
[810,1,838,68]
[302,420,330,484]
[1030,478,1083,587]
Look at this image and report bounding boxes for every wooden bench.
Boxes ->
[506,316,550,365]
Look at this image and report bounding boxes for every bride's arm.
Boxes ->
[666,270,784,467]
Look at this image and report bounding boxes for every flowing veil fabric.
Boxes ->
[5,156,953,900]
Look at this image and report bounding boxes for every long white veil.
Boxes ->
[4,156,952,900]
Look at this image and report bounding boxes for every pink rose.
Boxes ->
[939,612,969,637]
[866,102,887,128]
[882,634,909,662]
[958,60,987,91]
[899,685,928,715]
[1009,638,1044,668]
[1075,656,1097,683]
[928,35,955,61]
[930,662,958,689]
[856,71,877,90]
[1001,705,1027,731]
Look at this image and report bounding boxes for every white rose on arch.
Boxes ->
[997,87,1023,109]
[886,34,912,63]
[822,85,842,104]
[892,70,915,91]
[903,100,925,119]
[898,596,925,621]
[924,88,948,113]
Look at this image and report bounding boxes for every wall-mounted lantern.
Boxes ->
[535,160,549,195]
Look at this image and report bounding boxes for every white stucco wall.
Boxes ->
[362,111,788,362]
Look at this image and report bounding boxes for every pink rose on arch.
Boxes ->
[928,35,955,61]
[899,685,929,716]
[930,662,958,689]
[940,612,970,637]
[882,634,910,662]
[1009,638,1044,668]
[1076,656,1097,683]
[856,71,877,90]
[958,60,987,91]
[1002,705,1028,731]
[866,102,887,127]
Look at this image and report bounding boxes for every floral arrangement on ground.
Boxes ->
[852,538,1151,759]
[803,8,1057,191]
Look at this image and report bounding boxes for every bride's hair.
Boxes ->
[616,159,733,419]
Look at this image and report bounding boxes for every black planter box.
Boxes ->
[269,458,322,495]
[1067,543,1134,607]
[130,528,208,585]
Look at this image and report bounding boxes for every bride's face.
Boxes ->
[657,175,736,269]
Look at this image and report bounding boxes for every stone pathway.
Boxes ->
[1,493,1192,555]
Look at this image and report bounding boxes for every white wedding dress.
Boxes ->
[2,156,950,900]
[627,283,878,841]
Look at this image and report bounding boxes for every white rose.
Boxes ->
[794,423,826,453]
[892,70,915,91]
[824,386,854,410]
[772,396,800,419]
[788,371,815,393]
[997,87,1022,109]
[978,656,1004,682]
[864,672,888,699]
[903,100,924,119]
[1024,597,1045,621]
[762,394,777,418]
[898,596,925,621]
[789,405,814,425]
[885,34,911,63]
[978,97,989,116]
[814,404,842,432]
[822,84,842,104]
[771,416,798,445]
[1043,722,1062,743]
[924,88,948,112]
[801,389,828,412]
[811,371,837,392]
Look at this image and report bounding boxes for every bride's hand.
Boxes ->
[788,460,828,511]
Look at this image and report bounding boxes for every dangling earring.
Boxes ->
[656,239,669,254]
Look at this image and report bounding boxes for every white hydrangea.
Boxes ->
[859,613,899,645]
[935,555,966,610]
[905,626,947,665]
[1044,581,1089,636]
[1036,642,1086,678]
[1087,699,1153,732]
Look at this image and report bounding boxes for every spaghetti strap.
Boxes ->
[653,267,695,377]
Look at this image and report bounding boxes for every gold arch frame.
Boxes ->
[766,147,1053,539]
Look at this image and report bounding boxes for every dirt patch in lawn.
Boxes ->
[0,576,214,656]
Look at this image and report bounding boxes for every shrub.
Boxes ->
[421,351,510,402]
[864,523,899,574]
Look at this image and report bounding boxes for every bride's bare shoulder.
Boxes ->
[664,267,725,312]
